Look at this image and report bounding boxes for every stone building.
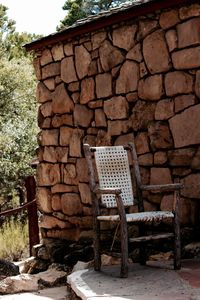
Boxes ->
[26,0,200,261]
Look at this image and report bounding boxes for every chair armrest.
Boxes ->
[94,187,122,195]
[140,183,183,192]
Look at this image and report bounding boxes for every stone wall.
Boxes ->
[34,3,200,242]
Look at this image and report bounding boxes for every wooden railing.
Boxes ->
[0,176,40,255]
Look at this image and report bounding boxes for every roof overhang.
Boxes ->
[25,0,197,52]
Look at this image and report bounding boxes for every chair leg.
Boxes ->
[94,219,101,271]
[139,225,147,265]
[174,213,181,270]
[120,221,128,278]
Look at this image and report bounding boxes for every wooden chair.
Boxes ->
[83,143,183,278]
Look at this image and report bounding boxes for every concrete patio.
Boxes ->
[67,259,200,300]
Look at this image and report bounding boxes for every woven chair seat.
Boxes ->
[97,211,174,222]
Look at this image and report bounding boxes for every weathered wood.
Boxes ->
[83,142,184,277]
[140,183,183,191]
[129,233,174,243]
[173,180,181,270]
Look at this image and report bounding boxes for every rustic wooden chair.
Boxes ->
[83,143,183,278]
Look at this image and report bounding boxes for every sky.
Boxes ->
[0,0,67,36]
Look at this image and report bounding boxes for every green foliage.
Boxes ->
[58,0,128,28]
[0,4,39,199]
[0,217,29,261]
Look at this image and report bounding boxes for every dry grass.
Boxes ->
[0,217,29,261]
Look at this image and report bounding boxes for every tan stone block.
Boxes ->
[96,73,112,98]
[46,228,80,241]
[195,70,200,98]
[39,215,70,229]
[33,57,42,80]
[67,216,93,229]
[126,43,142,62]
[63,164,78,185]
[148,122,173,150]
[43,78,55,91]
[177,18,200,49]
[39,102,52,118]
[40,129,59,146]
[114,133,134,147]
[169,104,200,148]
[108,120,131,136]
[68,82,80,92]
[56,147,69,163]
[88,60,98,76]
[95,109,107,127]
[88,100,103,109]
[165,71,193,96]
[172,47,200,69]
[154,151,167,165]
[75,45,91,79]
[76,158,89,182]
[72,92,79,103]
[52,83,74,114]
[179,4,200,20]
[51,194,62,211]
[61,193,82,215]
[99,40,124,72]
[36,82,51,103]
[174,94,196,113]
[111,65,120,78]
[79,183,92,204]
[143,30,171,74]
[51,44,64,61]
[69,129,84,157]
[104,96,128,120]
[40,49,53,66]
[52,114,73,128]
[191,147,200,169]
[131,101,156,131]
[160,194,173,211]
[42,62,60,80]
[60,127,73,146]
[181,173,200,199]
[150,167,172,185]
[126,92,138,103]
[43,146,57,163]
[36,187,52,213]
[96,130,111,146]
[51,184,79,194]
[137,19,158,40]
[155,99,174,120]
[92,31,107,50]
[140,62,148,78]
[112,24,137,51]
[138,75,164,101]
[39,117,51,129]
[87,127,98,134]
[64,42,73,56]
[172,168,191,177]
[37,163,60,186]
[135,132,149,155]
[83,206,92,216]
[159,9,180,29]
[61,56,77,83]
[74,104,94,127]
[165,30,178,52]
[138,153,153,166]
[116,61,139,94]
[80,77,95,104]
[168,148,195,167]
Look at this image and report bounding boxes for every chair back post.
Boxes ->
[128,142,144,212]
[83,144,100,216]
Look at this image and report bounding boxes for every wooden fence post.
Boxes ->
[24,176,40,255]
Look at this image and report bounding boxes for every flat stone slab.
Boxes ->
[67,260,200,300]
[0,286,69,300]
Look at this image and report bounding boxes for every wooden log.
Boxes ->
[129,233,174,243]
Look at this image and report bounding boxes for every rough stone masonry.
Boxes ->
[33,2,200,243]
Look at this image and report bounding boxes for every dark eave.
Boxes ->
[25,0,197,52]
